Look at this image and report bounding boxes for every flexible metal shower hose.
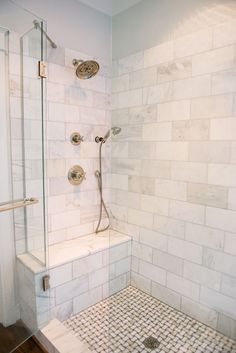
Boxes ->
[95,141,110,233]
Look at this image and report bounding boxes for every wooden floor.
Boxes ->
[0,321,47,353]
[12,337,47,353]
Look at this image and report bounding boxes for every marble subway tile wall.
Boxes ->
[46,49,111,245]
[111,16,236,339]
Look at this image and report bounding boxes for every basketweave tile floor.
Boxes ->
[64,286,236,353]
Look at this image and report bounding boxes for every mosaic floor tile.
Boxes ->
[65,286,236,353]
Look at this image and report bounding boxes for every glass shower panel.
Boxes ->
[21,23,47,265]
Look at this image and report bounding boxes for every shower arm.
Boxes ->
[33,20,57,49]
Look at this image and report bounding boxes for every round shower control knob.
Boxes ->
[70,132,84,145]
[68,165,86,185]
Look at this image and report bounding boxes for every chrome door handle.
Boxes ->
[0,197,39,212]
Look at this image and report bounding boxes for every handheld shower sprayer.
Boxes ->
[94,127,121,233]
[95,127,121,144]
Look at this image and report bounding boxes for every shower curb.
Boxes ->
[36,319,91,353]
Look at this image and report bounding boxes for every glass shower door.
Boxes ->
[20,22,47,266]
[0,2,50,349]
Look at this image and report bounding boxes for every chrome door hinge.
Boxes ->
[42,275,50,291]
[38,61,47,78]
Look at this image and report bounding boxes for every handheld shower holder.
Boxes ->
[95,136,105,143]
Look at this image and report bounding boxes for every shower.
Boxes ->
[95,127,121,234]
[72,59,100,79]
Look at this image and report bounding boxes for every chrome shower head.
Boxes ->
[72,59,99,79]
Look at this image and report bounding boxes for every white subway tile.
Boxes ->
[158,100,190,122]
[181,297,218,329]
[112,74,129,93]
[200,287,236,320]
[111,174,128,191]
[115,190,140,209]
[156,142,188,161]
[140,195,169,216]
[167,273,200,301]
[50,263,72,288]
[155,179,187,201]
[47,122,65,141]
[157,57,192,83]
[47,82,65,103]
[130,67,157,89]
[132,242,152,263]
[143,83,172,104]
[143,122,172,141]
[118,52,143,75]
[141,160,171,178]
[174,29,212,58]
[228,188,236,211]
[170,200,205,225]
[144,41,173,67]
[191,95,233,119]
[128,176,155,195]
[168,237,203,264]
[210,118,236,141]
[224,233,236,256]
[140,228,168,252]
[192,46,235,76]
[73,286,103,314]
[153,249,183,276]
[89,267,109,289]
[187,183,228,208]
[128,142,156,159]
[171,162,207,183]
[117,89,142,108]
[51,210,81,231]
[189,141,231,163]
[73,253,103,278]
[185,223,224,251]
[217,313,236,340]
[112,142,128,158]
[212,69,236,95]
[222,275,236,300]
[151,282,181,310]
[208,164,236,187]
[129,104,157,124]
[203,248,236,277]
[139,260,166,285]
[183,261,221,291]
[128,209,153,228]
[131,272,151,294]
[55,276,89,305]
[153,215,185,239]
[172,120,209,141]
[173,75,211,100]
[111,158,141,176]
[231,143,236,164]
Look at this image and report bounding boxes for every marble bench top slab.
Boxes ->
[17,230,131,273]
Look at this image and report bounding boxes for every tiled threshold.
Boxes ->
[36,319,91,353]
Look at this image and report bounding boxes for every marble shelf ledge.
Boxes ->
[36,319,91,353]
[17,230,131,273]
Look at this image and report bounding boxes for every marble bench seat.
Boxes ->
[16,230,131,331]
[19,230,131,271]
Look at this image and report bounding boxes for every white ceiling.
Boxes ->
[78,0,142,16]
